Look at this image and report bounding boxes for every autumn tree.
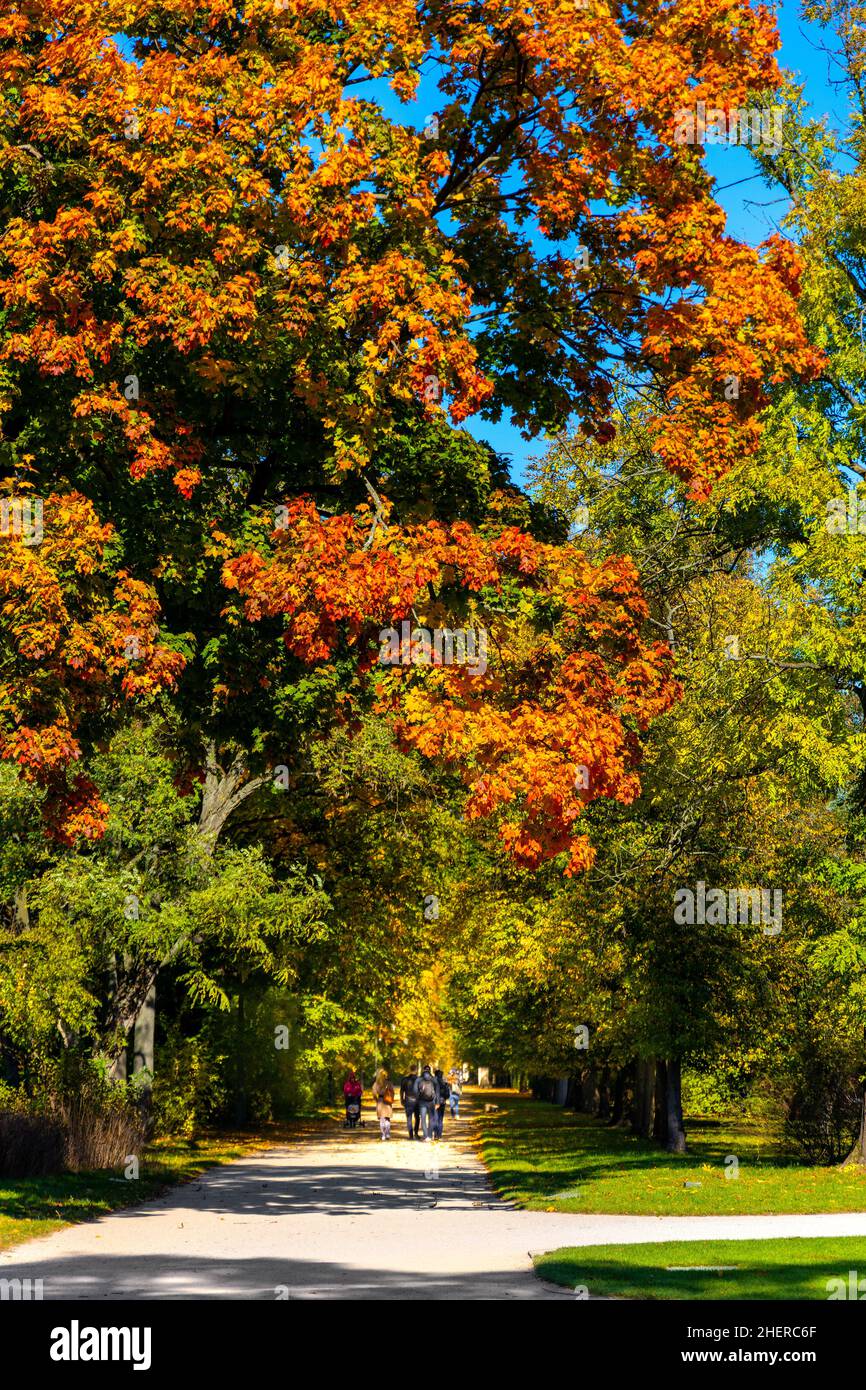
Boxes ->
[0,1,817,826]
[0,2,825,1082]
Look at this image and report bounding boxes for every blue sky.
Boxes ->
[710,2,844,243]
[451,2,849,483]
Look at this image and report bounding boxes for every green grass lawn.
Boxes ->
[476,1091,866,1215]
[0,1125,305,1253]
[535,1236,866,1300]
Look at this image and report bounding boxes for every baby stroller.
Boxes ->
[344,1095,363,1128]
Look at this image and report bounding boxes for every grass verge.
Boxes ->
[476,1091,866,1215]
[534,1235,866,1299]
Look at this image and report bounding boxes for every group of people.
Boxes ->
[342,1065,463,1142]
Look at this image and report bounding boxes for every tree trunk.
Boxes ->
[653,1059,668,1143]
[665,1057,687,1153]
[843,1081,866,1165]
[12,885,29,930]
[132,983,156,1083]
[632,1057,656,1138]
[108,1044,127,1081]
[197,743,267,854]
[234,989,248,1125]
[597,1066,611,1120]
[581,1064,600,1115]
[610,1065,628,1125]
[104,956,160,1070]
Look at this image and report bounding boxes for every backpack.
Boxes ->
[439,1080,450,1102]
[418,1074,435,1103]
[382,1084,394,1105]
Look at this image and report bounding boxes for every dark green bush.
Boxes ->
[785,1058,861,1165]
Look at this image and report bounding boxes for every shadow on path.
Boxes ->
[0,1249,571,1300]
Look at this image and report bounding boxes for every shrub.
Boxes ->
[0,1108,65,1177]
[0,1057,147,1177]
[50,1073,148,1171]
[203,986,302,1124]
[784,1058,862,1165]
[151,1026,227,1138]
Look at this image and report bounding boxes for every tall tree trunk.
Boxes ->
[597,1066,611,1120]
[108,1045,127,1081]
[632,1057,656,1138]
[132,983,156,1083]
[610,1065,629,1125]
[665,1057,687,1153]
[105,956,160,1073]
[13,884,29,929]
[106,951,132,1079]
[234,989,248,1125]
[843,1081,866,1165]
[653,1059,668,1143]
[581,1064,600,1115]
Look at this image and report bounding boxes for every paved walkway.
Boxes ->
[4,1100,866,1300]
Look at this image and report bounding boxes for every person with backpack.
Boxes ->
[433,1068,450,1138]
[372,1068,394,1141]
[400,1070,420,1139]
[448,1069,462,1118]
[416,1064,439,1141]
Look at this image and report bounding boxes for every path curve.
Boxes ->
[4,1100,866,1300]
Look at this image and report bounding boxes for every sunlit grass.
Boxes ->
[477,1092,866,1215]
[535,1235,866,1299]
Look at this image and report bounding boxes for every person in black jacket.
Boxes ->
[433,1068,450,1139]
[400,1071,420,1139]
[415,1065,440,1142]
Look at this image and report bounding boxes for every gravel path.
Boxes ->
[4,1101,866,1300]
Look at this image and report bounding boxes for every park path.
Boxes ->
[4,1096,866,1300]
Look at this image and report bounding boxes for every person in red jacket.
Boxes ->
[343,1069,363,1126]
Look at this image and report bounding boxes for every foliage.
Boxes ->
[784,1055,862,1166]
[150,1024,228,1139]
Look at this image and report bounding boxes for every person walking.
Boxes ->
[342,1069,363,1127]
[372,1068,394,1141]
[400,1069,420,1140]
[448,1069,462,1118]
[433,1068,450,1139]
[416,1065,439,1142]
